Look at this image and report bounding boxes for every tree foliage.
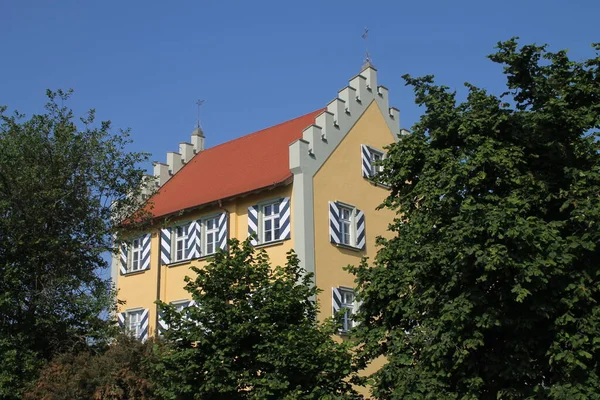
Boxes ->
[349,39,600,399]
[152,239,360,400]
[0,90,150,398]
[23,334,156,400]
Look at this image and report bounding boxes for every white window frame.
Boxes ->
[172,300,190,314]
[259,200,281,244]
[336,202,359,248]
[129,237,143,272]
[203,215,219,256]
[171,300,198,326]
[339,205,354,246]
[125,308,144,338]
[339,287,356,332]
[172,224,188,262]
[369,148,384,176]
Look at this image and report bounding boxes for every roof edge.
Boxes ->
[151,175,293,222]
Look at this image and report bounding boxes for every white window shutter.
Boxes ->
[119,243,128,275]
[117,312,126,329]
[355,208,366,250]
[185,220,201,259]
[332,287,342,316]
[139,308,149,341]
[217,212,228,250]
[141,233,151,270]
[160,227,171,265]
[278,197,291,241]
[248,205,258,245]
[361,144,372,178]
[329,201,341,244]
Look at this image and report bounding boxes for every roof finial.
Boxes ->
[195,99,205,129]
[361,27,373,70]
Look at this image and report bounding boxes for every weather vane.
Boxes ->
[195,99,205,129]
[362,27,371,65]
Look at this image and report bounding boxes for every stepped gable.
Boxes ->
[149,109,323,217]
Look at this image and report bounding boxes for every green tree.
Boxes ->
[152,239,360,400]
[23,334,156,400]
[0,90,150,398]
[349,39,600,399]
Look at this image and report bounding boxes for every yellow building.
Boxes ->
[112,65,402,345]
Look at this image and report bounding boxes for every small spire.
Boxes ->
[361,27,374,70]
[193,99,205,138]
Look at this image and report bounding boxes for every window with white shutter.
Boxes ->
[173,225,188,262]
[328,201,365,250]
[199,212,227,256]
[163,213,228,265]
[118,308,149,341]
[248,197,290,246]
[204,217,218,255]
[120,234,151,274]
[361,144,385,179]
[332,287,357,333]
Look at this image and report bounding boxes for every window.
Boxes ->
[120,234,150,274]
[329,201,365,250]
[261,202,280,243]
[333,287,357,333]
[370,149,384,176]
[361,144,385,179]
[248,198,290,246]
[340,288,356,332]
[126,309,144,338]
[339,205,353,246]
[130,238,142,272]
[173,300,197,324]
[174,225,188,262]
[173,303,188,314]
[204,216,219,255]
[163,213,227,264]
[172,300,192,314]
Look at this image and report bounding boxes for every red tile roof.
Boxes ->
[148,109,323,218]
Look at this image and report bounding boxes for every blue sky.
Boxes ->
[1,0,598,173]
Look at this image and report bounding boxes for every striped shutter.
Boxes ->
[140,234,151,270]
[186,221,201,259]
[361,144,372,178]
[278,197,291,241]
[329,201,341,244]
[138,309,149,341]
[332,287,342,316]
[217,212,228,250]
[356,208,366,250]
[117,312,126,328]
[160,227,171,265]
[119,243,128,275]
[157,310,168,335]
[248,205,258,245]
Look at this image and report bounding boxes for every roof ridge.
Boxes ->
[194,108,323,156]
[149,109,324,218]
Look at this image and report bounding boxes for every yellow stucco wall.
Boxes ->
[117,184,294,336]
[313,100,395,318]
[312,101,395,395]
